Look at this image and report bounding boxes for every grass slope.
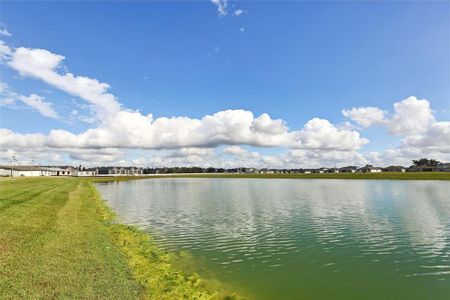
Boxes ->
[0,177,218,299]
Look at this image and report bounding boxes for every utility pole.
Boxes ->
[9,154,17,177]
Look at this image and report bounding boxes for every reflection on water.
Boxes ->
[96,179,450,299]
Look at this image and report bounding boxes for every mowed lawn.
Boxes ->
[0,177,230,300]
[0,177,142,299]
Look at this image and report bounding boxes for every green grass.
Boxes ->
[88,172,450,181]
[0,177,233,299]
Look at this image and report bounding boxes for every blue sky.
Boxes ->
[0,1,449,167]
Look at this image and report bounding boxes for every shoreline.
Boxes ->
[89,171,450,181]
[0,177,241,299]
[91,179,244,300]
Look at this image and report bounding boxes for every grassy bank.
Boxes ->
[90,172,450,181]
[0,177,233,299]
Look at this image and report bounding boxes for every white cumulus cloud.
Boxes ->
[0,83,59,119]
[292,118,369,151]
[19,94,59,119]
[342,106,386,127]
[387,96,434,135]
[343,96,450,163]
[9,47,121,119]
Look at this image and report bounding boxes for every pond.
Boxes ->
[96,178,450,299]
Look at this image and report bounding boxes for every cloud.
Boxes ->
[343,96,450,159]
[342,106,386,127]
[0,144,123,165]
[0,128,46,148]
[224,145,247,155]
[0,105,369,165]
[287,149,367,168]
[252,113,287,135]
[0,109,293,149]
[292,118,369,151]
[168,147,214,158]
[211,0,228,16]
[0,25,11,37]
[387,96,434,135]
[0,83,59,119]
[19,94,59,119]
[8,47,121,119]
[0,40,12,63]
[68,148,123,162]
[234,9,244,16]
[344,96,436,136]
[0,29,11,37]
[0,97,15,106]
[0,147,63,165]
[401,121,450,153]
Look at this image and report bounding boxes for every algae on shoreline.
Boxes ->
[0,177,239,299]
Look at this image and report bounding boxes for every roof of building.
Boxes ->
[383,165,405,169]
[0,165,47,171]
[359,165,382,170]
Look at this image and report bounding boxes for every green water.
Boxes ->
[96,178,450,299]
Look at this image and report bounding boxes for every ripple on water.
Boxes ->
[96,178,450,299]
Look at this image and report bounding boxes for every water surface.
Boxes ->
[96,178,450,299]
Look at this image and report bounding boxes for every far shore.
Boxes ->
[87,172,450,181]
[3,172,449,181]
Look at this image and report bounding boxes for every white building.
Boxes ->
[0,166,51,177]
[45,166,75,176]
[73,168,97,176]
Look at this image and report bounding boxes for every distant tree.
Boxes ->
[412,158,440,166]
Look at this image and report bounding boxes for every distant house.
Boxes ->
[259,168,275,174]
[436,163,450,172]
[326,168,340,173]
[339,166,357,173]
[359,165,382,173]
[240,168,256,174]
[96,166,143,176]
[382,165,406,172]
[73,168,97,176]
[45,166,75,176]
